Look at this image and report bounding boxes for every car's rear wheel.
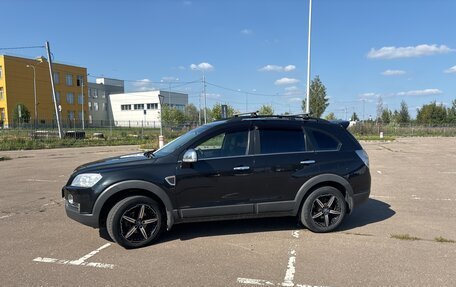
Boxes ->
[107,196,164,249]
[300,186,346,233]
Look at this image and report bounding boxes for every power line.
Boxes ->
[0,45,45,50]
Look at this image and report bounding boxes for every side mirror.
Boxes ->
[182,149,197,163]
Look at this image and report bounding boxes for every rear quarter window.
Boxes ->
[308,128,341,151]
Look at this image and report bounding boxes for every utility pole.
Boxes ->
[81,77,85,129]
[203,74,207,124]
[46,41,63,138]
[26,64,37,130]
[305,0,313,114]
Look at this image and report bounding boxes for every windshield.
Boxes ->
[153,121,226,157]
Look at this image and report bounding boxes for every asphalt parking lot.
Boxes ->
[0,137,455,287]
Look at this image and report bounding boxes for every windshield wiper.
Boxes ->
[143,149,156,158]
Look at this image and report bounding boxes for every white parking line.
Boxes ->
[0,214,13,219]
[237,230,329,287]
[33,243,114,269]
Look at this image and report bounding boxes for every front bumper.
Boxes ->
[62,186,99,228]
[65,200,99,228]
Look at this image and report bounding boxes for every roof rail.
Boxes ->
[233,111,259,118]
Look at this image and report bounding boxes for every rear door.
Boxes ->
[251,121,320,213]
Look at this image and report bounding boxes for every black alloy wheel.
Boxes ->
[301,186,346,233]
[107,196,164,249]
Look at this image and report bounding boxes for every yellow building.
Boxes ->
[0,55,88,128]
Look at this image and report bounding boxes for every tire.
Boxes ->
[300,186,346,233]
[107,196,164,249]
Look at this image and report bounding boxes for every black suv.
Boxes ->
[63,114,370,248]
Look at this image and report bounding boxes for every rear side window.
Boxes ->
[259,129,306,154]
[308,129,340,151]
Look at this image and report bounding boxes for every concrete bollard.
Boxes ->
[159,135,164,148]
[379,132,384,139]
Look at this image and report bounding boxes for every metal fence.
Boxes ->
[348,122,456,137]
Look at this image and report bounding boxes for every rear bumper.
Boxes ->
[352,189,370,208]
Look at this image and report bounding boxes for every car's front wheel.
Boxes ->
[107,196,164,249]
[300,186,346,233]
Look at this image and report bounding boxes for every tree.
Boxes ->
[351,112,359,121]
[210,103,237,121]
[376,96,384,123]
[416,101,447,125]
[161,105,185,126]
[381,109,392,124]
[447,99,456,123]
[301,76,329,118]
[258,104,274,115]
[324,112,336,120]
[184,103,199,123]
[13,103,31,124]
[397,100,410,124]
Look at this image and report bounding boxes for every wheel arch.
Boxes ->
[293,174,354,215]
[94,180,174,230]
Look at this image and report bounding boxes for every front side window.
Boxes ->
[259,128,306,154]
[78,93,83,104]
[94,102,99,111]
[0,87,4,100]
[195,130,249,159]
[0,65,2,78]
[66,74,73,86]
[308,129,340,151]
[66,92,74,104]
[88,101,92,111]
[134,104,144,110]
[68,111,75,120]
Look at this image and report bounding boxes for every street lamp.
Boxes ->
[158,94,164,148]
[26,64,37,129]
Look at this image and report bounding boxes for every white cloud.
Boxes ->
[285,86,299,91]
[382,69,406,76]
[288,97,302,103]
[283,65,296,72]
[206,93,222,99]
[367,44,454,59]
[161,76,178,82]
[190,62,214,71]
[259,64,296,72]
[132,79,154,91]
[396,89,443,97]
[240,29,253,35]
[275,77,300,86]
[359,92,379,98]
[444,65,456,73]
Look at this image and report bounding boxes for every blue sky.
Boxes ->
[2,0,456,119]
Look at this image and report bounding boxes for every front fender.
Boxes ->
[93,180,175,230]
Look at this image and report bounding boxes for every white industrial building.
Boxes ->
[109,90,188,127]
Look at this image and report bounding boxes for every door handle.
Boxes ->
[233,166,250,171]
[300,160,316,165]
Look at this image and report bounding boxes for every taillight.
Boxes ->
[355,149,369,168]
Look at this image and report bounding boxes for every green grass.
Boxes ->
[356,135,396,141]
[434,236,456,243]
[390,234,422,241]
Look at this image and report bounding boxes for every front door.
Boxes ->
[175,124,257,218]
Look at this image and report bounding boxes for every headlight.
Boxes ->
[71,173,102,187]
